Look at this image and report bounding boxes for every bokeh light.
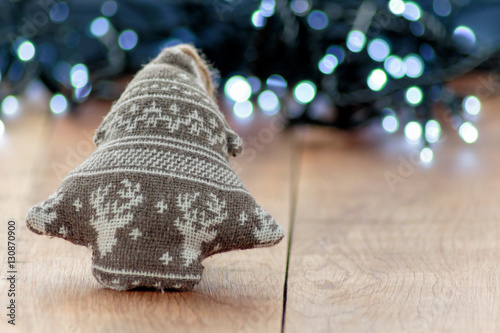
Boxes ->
[233,100,253,119]
[367,69,387,91]
[453,26,476,48]
[50,3,69,22]
[251,10,266,28]
[247,76,261,93]
[326,45,345,63]
[346,30,366,53]
[405,86,423,105]
[267,74,287,97]
[420,147,434,163]
[404,54,424,78]
[433,0,451,17]
[463,95,481,115]
[101,1,118,17]
[70,64,89,89]
[18,41,35,62]
[90,17,110,37]
[294,81,316,104]
[258,90,280,115]
[388,0,405,15]
[318,54,338,74]
[260,0,276,17]
[225,76,252,102]
[307,11,328,30]
[405,121,423,142]
[1,96,20,116]
[425,120,441,143]
[50,94,68,114]
[384,55,405,78]
[118,30,138,50]
[382,113,399,133]
[291,0,310,15]
[403,2,421,21]
[368,39,391,62]
[459,122,478,143]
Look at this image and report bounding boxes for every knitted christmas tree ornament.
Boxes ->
[26,44,284,291]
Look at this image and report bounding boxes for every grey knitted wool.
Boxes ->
[25,44,284,291]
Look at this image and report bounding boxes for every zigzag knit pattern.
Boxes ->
[25,44,284,291]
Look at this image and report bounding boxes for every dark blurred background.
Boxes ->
[1,0,500,161]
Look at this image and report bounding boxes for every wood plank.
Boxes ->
[1,102,291,333]
[285,95,500,332]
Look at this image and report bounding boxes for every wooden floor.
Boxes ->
[1,84,500,332]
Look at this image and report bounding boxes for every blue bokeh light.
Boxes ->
[90,17,110,37]
[258,90,280,115]
[118,30,138,50]
[294,81,316,104]
[307,11,328,30]
[347,30,366,53]
[50,3,69,23]
[368,39,391,62]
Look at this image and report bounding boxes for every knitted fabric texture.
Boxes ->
[25,44,284,291]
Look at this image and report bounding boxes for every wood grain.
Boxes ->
[284,95,500,332]
[0,102,291,333]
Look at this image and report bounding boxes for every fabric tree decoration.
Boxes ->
[25,44,284,291]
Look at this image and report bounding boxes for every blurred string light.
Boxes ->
[463,95,481,115]
[70,64,89,89]
[258,90,280,115]
[405,86,423,105]
[368,39,390,62]
[425,120,441,143]
[403,2,421,21]
[420,147,434,163]
[405,121,422,142]
[382,109,399,133]
[318,54,338,74]
[225,76,252,102]
[367,69,387,91]
[50,2,69,23]
[90,17,110,37]
[384,55,405,78]
[17,41,35,61]
[50,94,68,114]
[404,54,424,78]
[307,10,328,30]
[294,81,316,104]
[118,30,138,50]
[346,30,366,53]
[388,0,405,15]
[0,0,485,160]
[233,100,253,119]
[291,0,310,15]
[1,96,20,116]
[101,1,118,17]
[459,122,478,143]
[0,120,4,136]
